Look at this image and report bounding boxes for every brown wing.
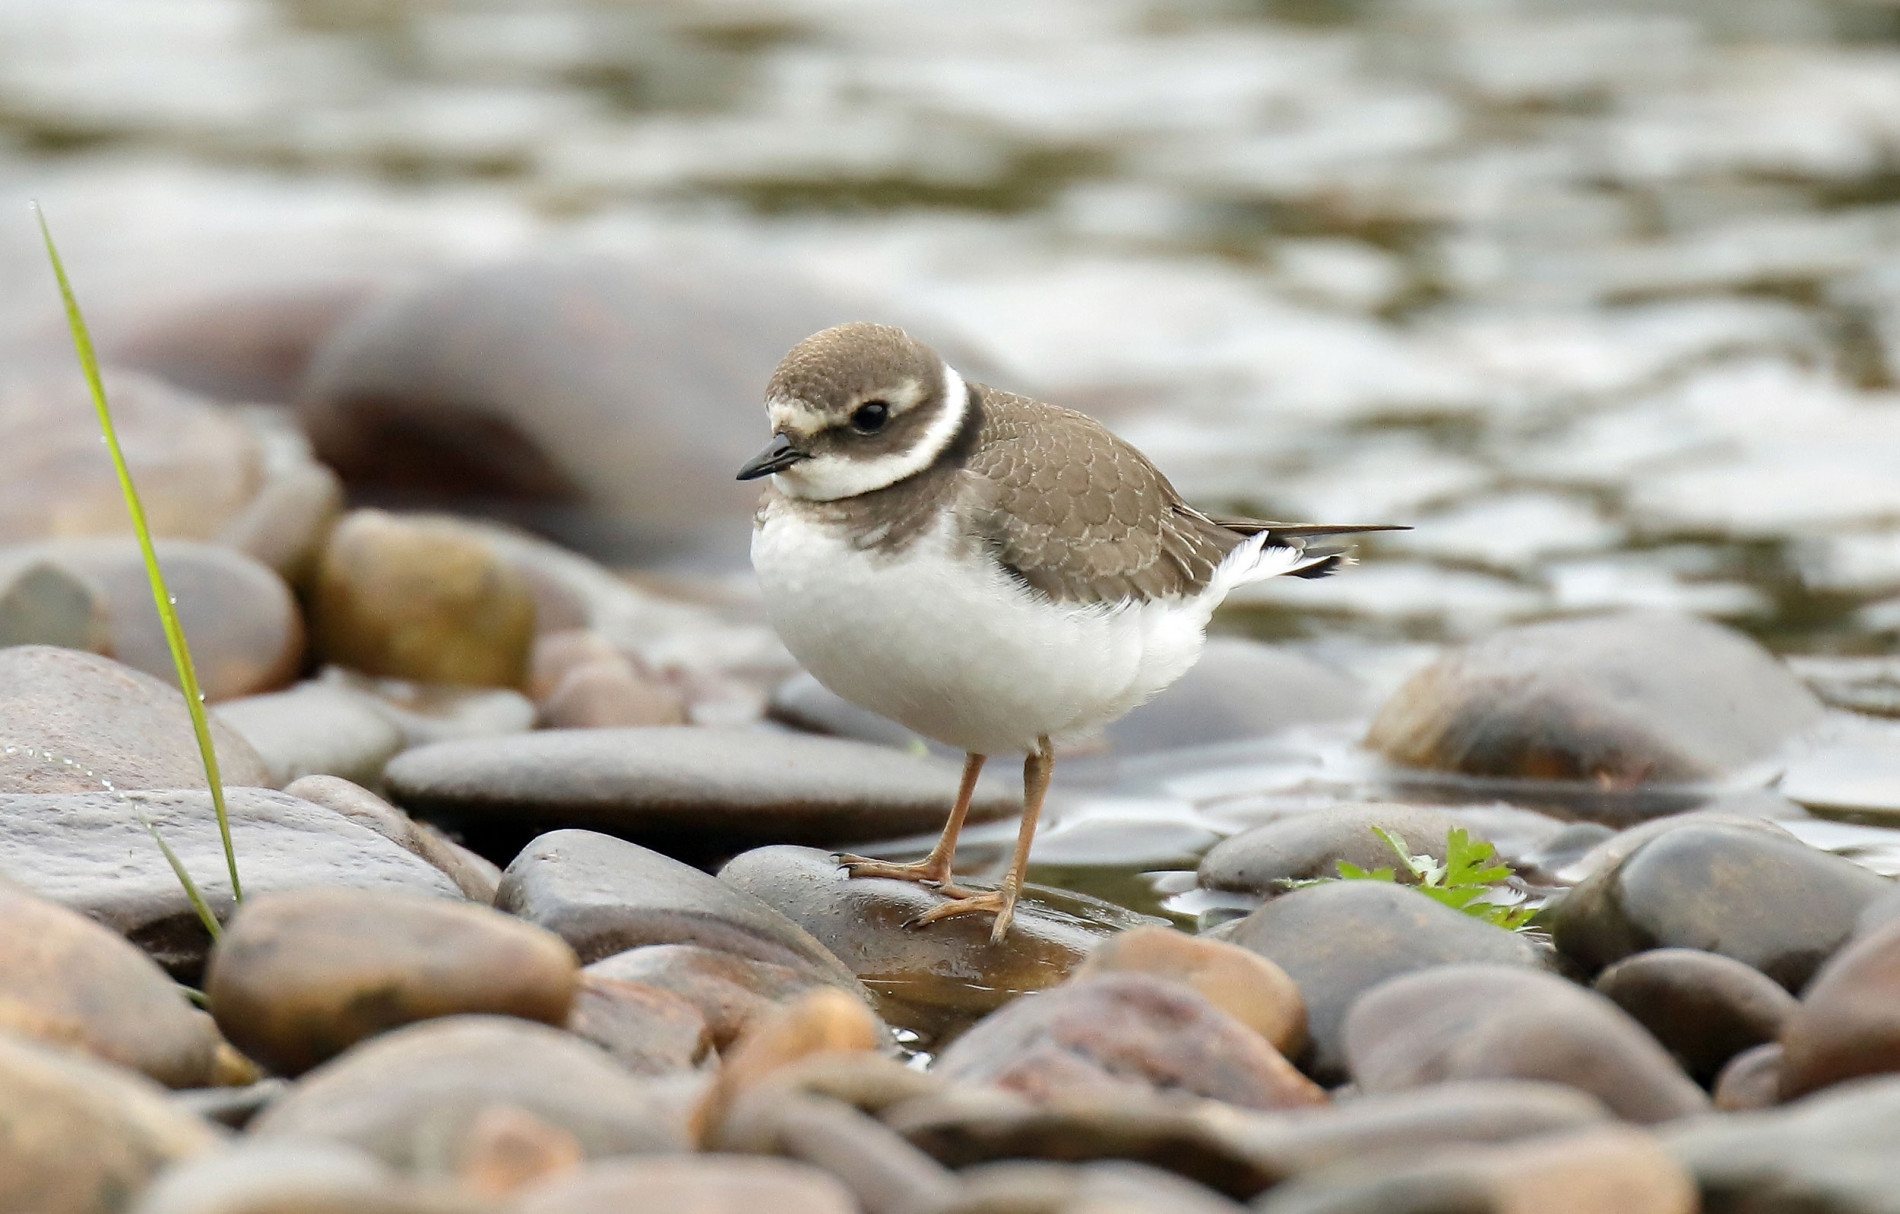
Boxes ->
[958,387,1246,603]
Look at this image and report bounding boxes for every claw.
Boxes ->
[903,887,1019,940]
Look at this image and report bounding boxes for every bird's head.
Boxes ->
[737,322,971,501]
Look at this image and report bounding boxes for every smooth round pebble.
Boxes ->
[1073,924,1307,1057]
[1592,947,1796,1084]
[514,1154,857,1214]
[283,774,501,903]
[585,945,834,1051]
[207,888,579,1075]
[1197,802,1467,896]
[566,974,713,1075]
[1779,914,1900,1098]
[216,679,406,789]
[1713,1042,1784,1112]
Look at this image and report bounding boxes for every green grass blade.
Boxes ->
[134,805,223,940]
[32,203,241,904]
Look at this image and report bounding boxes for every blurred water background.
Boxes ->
[5,0,1900,660]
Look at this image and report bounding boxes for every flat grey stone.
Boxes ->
[216,681,406,789]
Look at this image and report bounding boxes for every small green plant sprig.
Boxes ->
[31,204,240,938]
[1285,826,1538,931]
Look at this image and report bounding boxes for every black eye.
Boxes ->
[850,401,890,433]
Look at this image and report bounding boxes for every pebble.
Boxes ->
[718,845,1108,1032]
[323,667,538,747]
[283,774,501,903]
[495,830,863,990]
[885,1085,1278,1198]
[1226,881,1545,1081]
[3,787,464,978]
[934,972,1325,1110]
[1551,822,1892,990]
[0,645,274,793]
[1365,611,1823,784]
[0,558,110,652]
[1342,964,1710,1123]
[945,1160,1248,1214]
[310,509,536,688]
[1105,638,1365,754]
[585,945,835,1051]
[695,988,885,1143]
[248,1015,687,1169]
[1664,1072,1900,1212]
[1592,948,1797,1085]
[1548,806,1798,886]
[1196,802,1466,896]
[1256,1124,1697,1214]
[1712,1042,1783,1112]
[387,726,1019,861]
[1778,913,1900,1098]
[451,1103,586,1197]
[215,450,345,588]
[1071,925,1307,1057]
[1227,1080,1613,1180]
[566,974,714,1075]
[0,370,264,547]
[515,1155,857,1214]
[130,1139,485,1214]
[216,680,407,789]
[296,254,991,565]
[205,887,579,1075]
[0,1028,222,1213]
[2,538,305,702]
[528,628,686,729]
[0,881,217,1088]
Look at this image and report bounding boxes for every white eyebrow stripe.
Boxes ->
[772,361,970,501]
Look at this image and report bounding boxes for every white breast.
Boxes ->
[752,508,1303,756]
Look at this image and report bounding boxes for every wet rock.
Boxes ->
[248,1015,687,1169]
[0,559,110,651]
[768,671,931,751]
[130,1139,483,1214]
[585,945,833,1051]
[566,974,713,1075]
[205,888,579,1075]
[1592,948,1796,1085]
[1197,803,1465,896]
[1550,823,1890,991]
[1227,881,1544,1081]
[217,680,406,789]
[1071,925,1307,1058]
[1549,807,1798,886]
[935,972,1325,1110]
[0,881,218,1087]
[696,988,885,1142]
[885,1086,1278,1198]
[946,1160,1247,1214]
[0,645,273,792]
[284,775,500,903]
[107,280,377,405]
[1779,914,1900,1099]
[0,370,265,547]
[1664,1073,1900,1213]
[1,538,305,702]
[1256,1125,1696,1214]
[496,830,862,990]
[3,787,464,978]
[311,510,536,688]
[297,254,992,565]
[514,1155,857,1214]
[387,727,1017,861]
[1343,965,1709,1123]
[1713,1042,1783,1112]
[718,845,1108,1029]
[1106,639,1365,754]
[1366,611,1823,784]
[0,1028,223,1212]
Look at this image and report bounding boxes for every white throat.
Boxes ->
[774,361,969,502]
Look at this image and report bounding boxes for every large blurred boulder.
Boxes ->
[1367,611,1823,785]
[296,254,994,565]
[0,371,340,582]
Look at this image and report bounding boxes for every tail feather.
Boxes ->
[1209,518,1410,542]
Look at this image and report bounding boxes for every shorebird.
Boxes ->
[742,323,1402,940]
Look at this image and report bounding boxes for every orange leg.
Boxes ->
[907,736,1052,943]
[838,752,986,897]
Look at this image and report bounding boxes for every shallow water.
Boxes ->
[8,0,1900,906]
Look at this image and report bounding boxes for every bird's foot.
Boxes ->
[835,853,976,899]
[905,887,1020,943]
